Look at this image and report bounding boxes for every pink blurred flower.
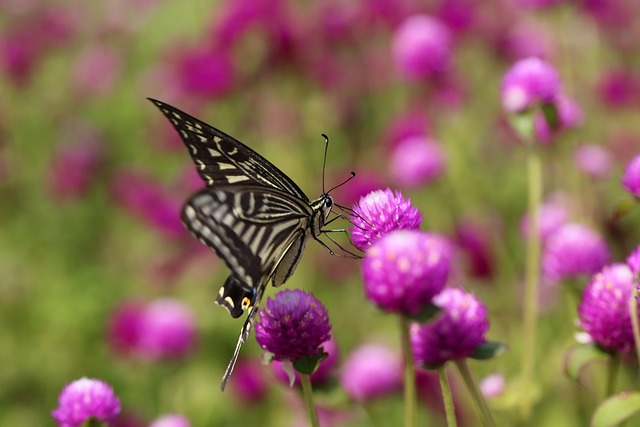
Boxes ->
[454,220,495,279]
[229,359,269,403]
[149,414,190,427]
[574,144,613,179]
[340,343,402,402]
[480,373,505,398]
[0,28,39,85]
[175,46,235,99]
[384,108,431,151]
[332,170,386,208]
[49,137,104,200]
[534,93,583,143]
[390,136,446,186]
[501,57,561,113]
[520,195,569,244]
[73,45,122,97]
[436,0,477,33]
[108,301,146,355]
[392,15,453,81]
[136,299,197,360]
[597,69,640,108]
[496,22,554,61]
[111,170,185,238]
[622,154,640,198]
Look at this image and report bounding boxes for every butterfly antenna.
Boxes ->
[326,171,356,195]
[321,134,329,194]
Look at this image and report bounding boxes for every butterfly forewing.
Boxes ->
[149,98,308,200]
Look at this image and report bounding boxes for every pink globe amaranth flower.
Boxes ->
[229,359,268,403]
[627,245,640,276]
[271,336,338,386]
[597,69,640,108]
[574,144,613,179]
[479,373,505,398]
[435,0,476,33]
[520,196,569,244]
[362,230,451,316]
[49,139,104,200]
[501,57,561,113]
[51,378,121,427]
[495,22,553,62]
[390,136,446,187]
[107,301,145,356]
[0,27,40,86]
[73,45,122,97]
[255,289,331,361]
[411,288,489,366]
[578,264,637,354]
[349,188,422,251]
[534,93,583,144]
[384,108,431,151]
[622,154,640,198]
[136,299,197,360]
[111,170,185,238]
[542,223,610,283]
[149,414,190,427]
[175,46,234,99]
[454,220,494,280]
[392,15,452,81]
[340,343,402,402]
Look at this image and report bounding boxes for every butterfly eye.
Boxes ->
[324,197,333,208]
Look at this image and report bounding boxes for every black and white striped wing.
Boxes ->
[148,98,309,200]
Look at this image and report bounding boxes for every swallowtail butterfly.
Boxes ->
[149,99,351,390]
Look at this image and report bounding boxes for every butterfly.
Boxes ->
[149,98,355,390]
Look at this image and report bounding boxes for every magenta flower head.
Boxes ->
[137,299,197,360]
[627,245,640,276]
[579,264,637,354]
[49,139,104,200]
[501,57,561,113]
[339,343,402,402]
[175,46,234,99]
[149,414,190,427]
[391,15,452,81]
[362,230,451,316]
[51,378,121,427]
[390,136,446,187]
[575,144,613,179]
[622,154,640,198]
[255,289,331,362]
[349,188,422,251]
[411,288,489,366]
[229,359,268,402]
[597,69,640,108]
[542,223,610,283]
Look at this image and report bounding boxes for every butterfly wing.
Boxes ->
[148,98,309,201]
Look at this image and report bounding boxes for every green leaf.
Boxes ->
[591,392,640,427]
[541,102,559,130]
[406,303,441,323]
[293,352,328,375]
[507,111,535,143]
[612,197,638,222]
[564,344,608,382]
[470,341,508,360]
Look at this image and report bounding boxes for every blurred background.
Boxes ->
[1,0,640,425]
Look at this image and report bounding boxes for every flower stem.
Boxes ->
[521,145,542,419]
[438,367,458,427]
[400,316,416,427]
[455,360,496,427]
[299,373,320,427]
[605,353,620,398]
[631,281,640,367]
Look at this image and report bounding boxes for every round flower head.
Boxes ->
[627,245,640,276]
[137,299,197,360]
[578,264,637,354]
[392,15,452,81]
[575,144,613,179]
[390,136,446,187]
[501,57,561,113]
[362,230,451,316]
[520,197,568,244]
[176,46,234,98]
[229,359,268,403]
[597,69,639,107]
[255,289,331,361]
[479,374,506,399]
[150,414,190,427]
[542,223,610,283]
[349,188,422,251]
[411,288,489,366]
[51,378,121,427]
[339,343,402,402]
[622,154,640,198]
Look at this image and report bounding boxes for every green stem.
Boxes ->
[455,360,496,427]
[606,353,620,398]
[400,316,416,427]
[521,145,542,419]
[631,280,640,367]
[299,373,320,427]
[438,367,458,427]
